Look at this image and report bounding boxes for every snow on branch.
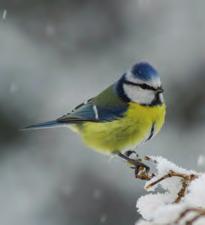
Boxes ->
[134,156,205,225]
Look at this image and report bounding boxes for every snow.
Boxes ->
[137,192,176,221]
[144,156,197,193]
[93,189,102,200]
[9,83,19,94]
[135,156,205,225]
[2,10,7,20]
[197,155,205,167]
[186,174,205,208]
[100,213,107,223]
[135,220,152,225]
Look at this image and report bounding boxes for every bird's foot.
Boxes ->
[118,152,154,180]
[124,150,139,159]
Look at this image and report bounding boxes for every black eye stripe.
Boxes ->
[139,83,155,90]
[123,80,156,91]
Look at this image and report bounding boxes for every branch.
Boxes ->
[134,156,204,225]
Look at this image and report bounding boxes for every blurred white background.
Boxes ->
[0,0,205,224]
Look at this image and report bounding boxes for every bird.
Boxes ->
[24,62,166,166]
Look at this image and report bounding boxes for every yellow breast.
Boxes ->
[74,103,166,154]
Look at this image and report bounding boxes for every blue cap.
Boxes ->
[131,62,158,81]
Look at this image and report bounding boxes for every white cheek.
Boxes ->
[123,84,155,104]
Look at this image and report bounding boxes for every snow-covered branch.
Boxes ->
[135,156,205,225]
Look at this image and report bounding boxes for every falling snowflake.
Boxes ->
[2,9,7,20]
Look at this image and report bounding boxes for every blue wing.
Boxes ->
[57,100,98,122]
[57,85,128,123]
[57,99,127,123]
[24,84,129,130]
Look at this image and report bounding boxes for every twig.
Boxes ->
[173,208,205,225]
[186,211,205,225]
[145,170,198,203]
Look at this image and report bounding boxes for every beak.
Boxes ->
[156,86,164,94]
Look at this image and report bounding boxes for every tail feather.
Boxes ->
[21,120,65,131]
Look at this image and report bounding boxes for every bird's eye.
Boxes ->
[140,84,148,89]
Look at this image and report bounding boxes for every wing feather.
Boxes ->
[57,84,128,123]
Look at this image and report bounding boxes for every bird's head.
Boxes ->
[117,62,164,106]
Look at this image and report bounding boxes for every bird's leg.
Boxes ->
[118,152,152,180]
[124,150,139,159]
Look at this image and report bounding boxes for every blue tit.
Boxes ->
[25,62,166,159]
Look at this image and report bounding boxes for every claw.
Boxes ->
[135,165,151,180]
[125,150,138,158]
[118,152,152,180]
